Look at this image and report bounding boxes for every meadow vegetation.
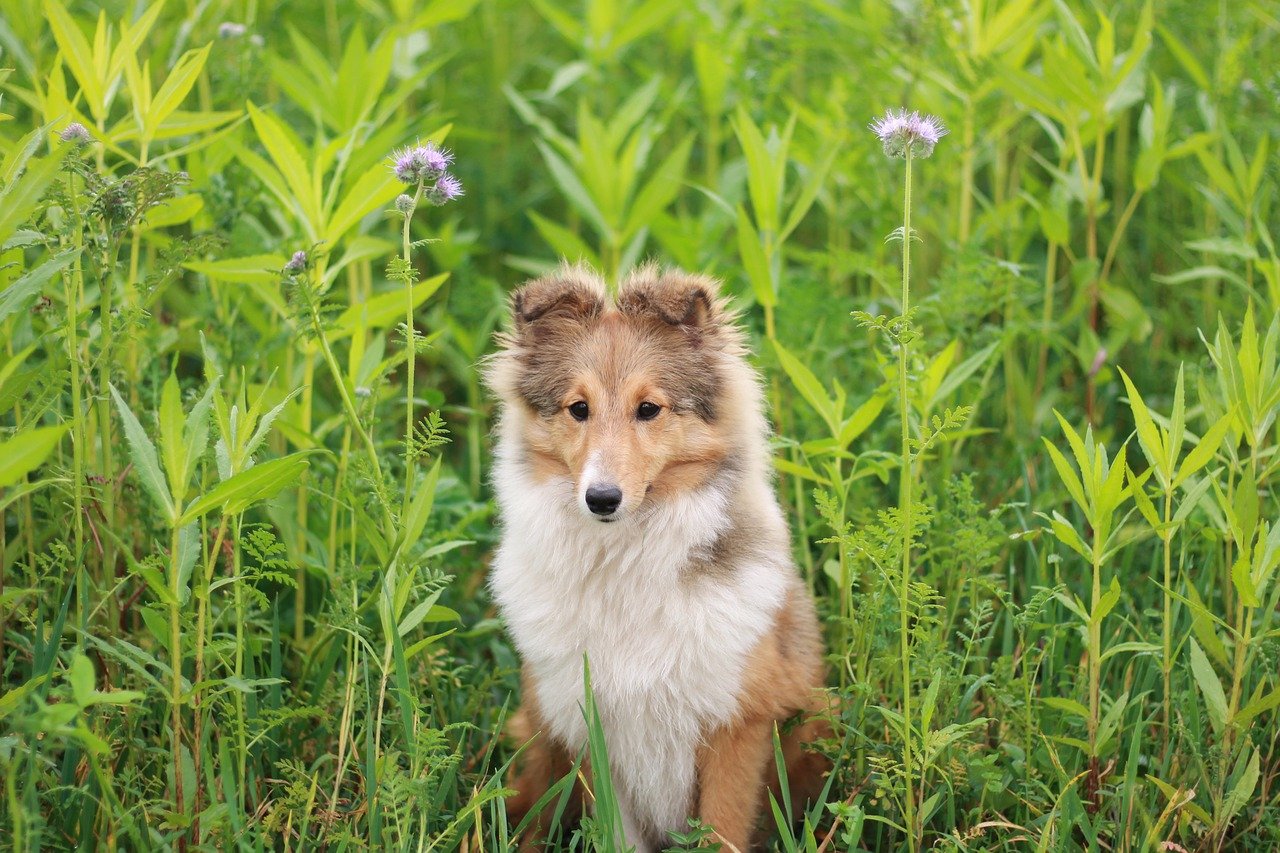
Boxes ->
[0,0,1278,849]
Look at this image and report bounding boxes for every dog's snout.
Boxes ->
[585,484,623,516]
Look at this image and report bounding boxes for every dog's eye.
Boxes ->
[568,401,589,421]
[636,401,660,421]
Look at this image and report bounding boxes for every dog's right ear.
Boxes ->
[510,269,605,337]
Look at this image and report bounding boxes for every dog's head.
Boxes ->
[488,265,745,522]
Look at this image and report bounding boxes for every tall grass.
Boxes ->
[0,0,1277,850]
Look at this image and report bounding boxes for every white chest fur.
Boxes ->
[490,447,787,847]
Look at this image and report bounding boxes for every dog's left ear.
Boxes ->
[617,269,724,331]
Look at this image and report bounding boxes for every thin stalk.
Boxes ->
[294,355,314,644]
[897,151,917,853]
[191,515,230,842]
[402,182,425,513]
[304,299,396,537]
[329,599,360,813]
[232,514,248,788]
[96,237,123,627]
[167,521,185,818]
[1087,546,1103,804]
[64,172,88,638]
[1099,190,1145,287]
[1160,486,1174,760]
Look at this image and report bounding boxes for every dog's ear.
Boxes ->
[510,268,605,337]
[617,268,725,330]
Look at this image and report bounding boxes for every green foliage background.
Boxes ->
[0,0,1277,849]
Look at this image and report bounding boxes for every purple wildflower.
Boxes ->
[284,250,308,273]
[869,109,947,159]
[58,122,92,145]
[218,22,247,38]
[425,173,464,206]
[391,142,454,184]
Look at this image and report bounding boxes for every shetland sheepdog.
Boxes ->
[486,265,828,852]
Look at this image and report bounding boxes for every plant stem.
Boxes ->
[294,356,314,644]
[1161,487,1173,760]
[403,182,424,513]
[191,516,229,842]
[898,151,917,853]
[232,514,248,789]
[64,173,89,643]
[168,521,185,820]
[97,237,123,628]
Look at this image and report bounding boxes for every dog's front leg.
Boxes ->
[695,718,773,851]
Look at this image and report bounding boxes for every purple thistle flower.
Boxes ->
[425,173,464,206]
[218,22,247,39]
[390,142,454,185]
[284,250,308,273]
[58,122,92,145]
[869,109,947,159]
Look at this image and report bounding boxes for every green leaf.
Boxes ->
[622,133,693,239]
[44,0,104,120]
[529,210,600,267]
[1174,411,1232,488]
[0,249,79,325]
[1129,468,1160,529]
[183,255,288,284]
[771,340,836,435]
[1188,639,1228,733]
[68,653,95,707]
[110,384,175,522]
[1100,641,1161,662]
[397,456,442,553]
[326,164,402,244]
[178,452,315,525]
[0,145,72,243]
[736,205,773,308]
[1043,697,1089,719]
[246,102,321,231]
[534,138,611,241]
[1185,583,1229,667]
[329,273,447,341]
[780,144,837,243]
[1042,437,1088,513]
[1044,511,1090,560]
[144,45,209,141]
[0,425,68,488]
[159,374,185,502]
[1092,576,1122,625]
[1237,687,1280,727]
[838,392,888,449]
[1220,750,1259,821]
[1118,367,1167,482]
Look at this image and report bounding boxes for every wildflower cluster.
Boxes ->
[58,122,91,146]
[869,109,947,159]
[390,142,463,207]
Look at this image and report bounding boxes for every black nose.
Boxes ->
[585,485,623,516]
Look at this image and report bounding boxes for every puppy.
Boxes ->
[486,265,828,851]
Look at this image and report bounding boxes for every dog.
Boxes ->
[486,265,829,852]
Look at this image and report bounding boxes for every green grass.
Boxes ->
[1,0,1278,849]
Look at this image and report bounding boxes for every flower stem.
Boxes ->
[898,151,918,853]
[168,521,185,819]
[403,182,424,513]
[1161,486,1173,760]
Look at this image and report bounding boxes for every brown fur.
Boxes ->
[491,265,830,849]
